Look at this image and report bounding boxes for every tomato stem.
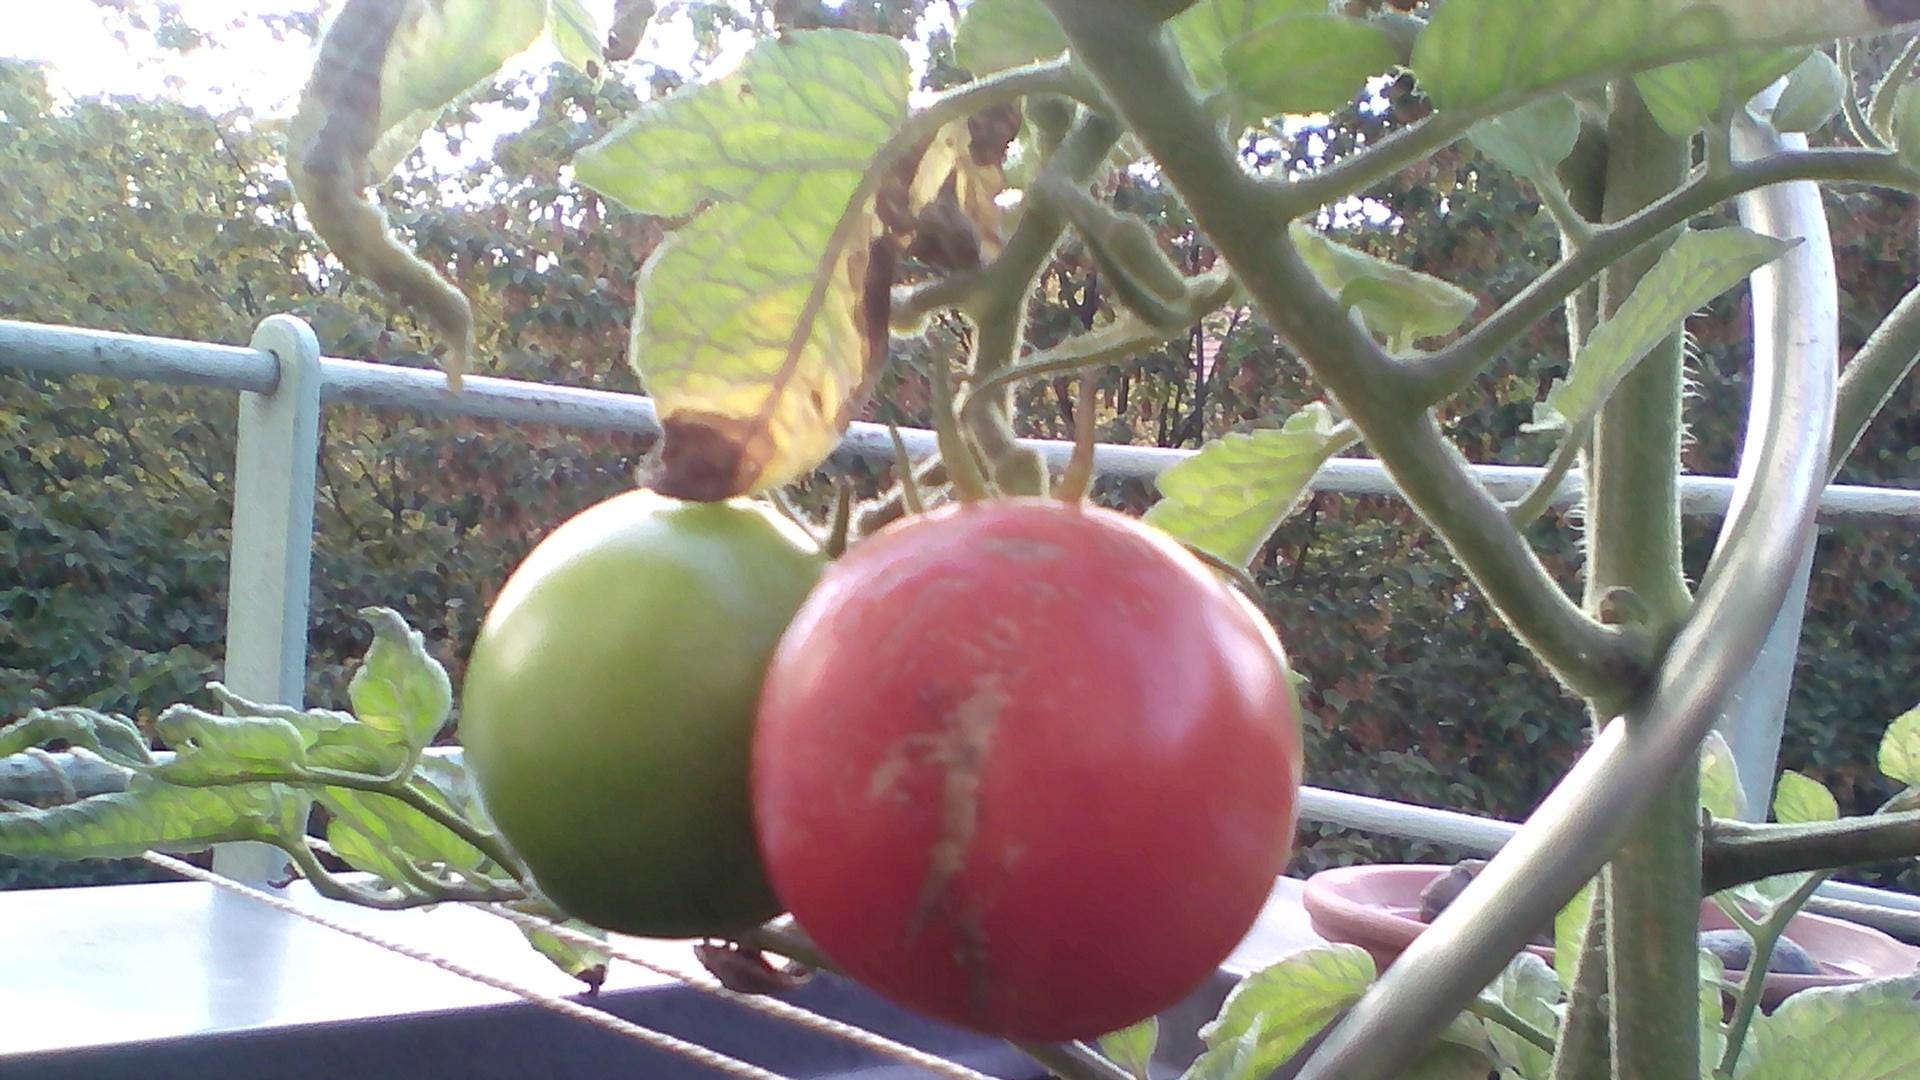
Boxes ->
[886,423,927,516]
[1056,374,1098,504]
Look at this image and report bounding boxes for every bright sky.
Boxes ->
[1,2,767,117]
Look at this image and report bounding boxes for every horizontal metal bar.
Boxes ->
[0,319,279,394]
[10,319,1917,520]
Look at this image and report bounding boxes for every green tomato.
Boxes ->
[461,489,823,937]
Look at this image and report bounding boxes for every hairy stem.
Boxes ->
[1831,280,1920,476]
[1041,0,1636,702]
[1589,85,1698,1080]
[1702,809,1920,892]
[1466,995,1558,1057]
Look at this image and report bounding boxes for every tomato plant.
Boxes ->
[752,498,1303,1040]
[460,489,824,938]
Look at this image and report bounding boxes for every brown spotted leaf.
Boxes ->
[573,30,910,499]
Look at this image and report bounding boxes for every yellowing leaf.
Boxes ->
[574,31,910,498]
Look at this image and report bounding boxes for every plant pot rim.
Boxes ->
[1301,863,1920,1006]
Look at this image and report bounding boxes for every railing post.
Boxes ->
[213,315,323,882]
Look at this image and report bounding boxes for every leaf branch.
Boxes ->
[1412,148,1920,406]
[1040,0,1636,702]
[1701,809,1920,893]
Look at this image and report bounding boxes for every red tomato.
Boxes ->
[751,498,1302,1040]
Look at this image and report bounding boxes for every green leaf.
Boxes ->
[1700,949,1730,1072]
[1469,96,1581,180]
[549,0,606,81]
[1183,1014,1265,1080]
[1630,8,1806,137]
[0,776,305,860]
[1879,706,1920,786]
[1187,945,1376,1079]
[1770,50,1847,134]
[1773,770,1839,825]
[206,684,406,776]
[1701,729,1748,821]
[348,606,452,756]
[1554,878,1597,989]
[573,30,910,498]
[1222,14,1399,117]
[0,706,152,768]
[953,0,1065,74]
[1896,85,1920,172]
[1172,0,1324,99]
[1099,1016,1160,1080]
[1482,953,1559,1080]
[1526,227,1795,434]
[1146,403,1344,567]
[1736,975,1920,1079]
[1413,0,1665,112]
[519,916,610,989]
[1291,223,1478,350]
[149,705,311,785]
[320,777,494,887]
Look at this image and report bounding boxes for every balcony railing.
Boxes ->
[3,314,1917,925]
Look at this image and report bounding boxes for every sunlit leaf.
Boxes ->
[549,0,605,81]
[1146,403,1343,568]
[574,30,910,499]
[1292,223,1477,349]
[1482,952,1559,1080]
[1099,1016,1159,1080]
[0,776,305,859]
[1769,50,1846,134]
[1772,770,1839,825]
[1736,974,1920,1078]
[1700,949,1729,1071]
[953,0,1064,74]
[1172,0,1323,99]
[0,707,152,769]
[1470,96,1580,180]
[149,706,310,785]
[1222,14,1398,117]
[1632,9,1804,138]
[1525,227,1795,434]
[1880,706,1920,787]
[1413,0,1862,115]
[348,606,452,756]
[321,776,494,886]
[1188,945,1375,1079]
[1701,729,1747,821]
[1554,878,1597,989]
[519,916,610,989]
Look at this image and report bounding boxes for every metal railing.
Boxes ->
[3,314,1917,920]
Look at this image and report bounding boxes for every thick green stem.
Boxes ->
[1832,280,1920,475]
[1040,1,1637,703]
[1588,84,1698,1080]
